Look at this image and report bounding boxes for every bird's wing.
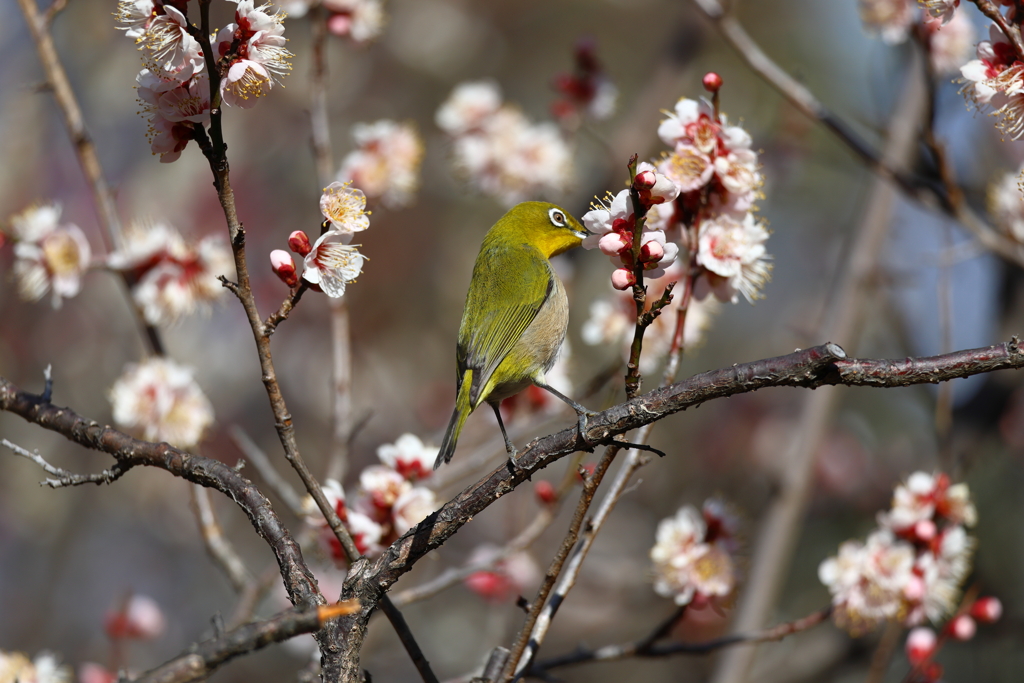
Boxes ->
[457,242,552,406]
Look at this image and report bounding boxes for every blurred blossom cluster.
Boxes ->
[0,651,71,683]
[649,499,740,607]
[957,25,1024,139]
[989,162,1024,242]
[336,120,424,209]
[819,471,978,634]
[283,0,384,42]
[3,203,90,308]
[117,0,293,161]
[857,0,973,75]
[463,544,541,602]
[109,357,215,449]
[550,38,618,127]
[436,81,574,206]
[108,221,233,326]
[303,434,438,559]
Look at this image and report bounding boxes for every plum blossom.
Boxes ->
[135,5,205,82]
[391,487,437,534]
[109,357,214,449]
[108,221,233,326]
[858,0,915,44]
[319,181,371,236]
[337,120,424,209]
[694,212,772,303]
[437,81,574,206]
[960,25,1024,139]
[878,471,977,532]
[377,433,437,481]
[6,203,91,308]
[115,0,157,40]
[359,465,411,512]
[301,231,365,297]
[215,1,293,108]
[649,500,739,606]
[551,39,618,125]
[137,69,210,162]
[819,529,917,633]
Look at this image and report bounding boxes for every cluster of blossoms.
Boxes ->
[962,22,1024,140]
[818,471,979,634]
[104,593,166,641]
[109,356,215,449]
[582,77,771,368]
[988,161,1024,242]
[303,434,438,559]
[857,0,974,76]
[336,120,424,209]
[3,203,91,308]
[271,182,368,297]
[649,499,740,607]
[107,221,233,326]
[0,651,71,683]
[550,38,618,127]
[436,81,574,206]
[282,0,384,41]
[117,0,292,161]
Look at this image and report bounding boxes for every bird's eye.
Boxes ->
[548,208,566,227]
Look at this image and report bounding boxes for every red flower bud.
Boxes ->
[634,169,657,190]
[703,72,723,92]
[905,627,937,666]
[270,249,298,287]
[970,596,1002,623]
[949,614,977,641]
[288,230,313,256]
[639,240,665,263]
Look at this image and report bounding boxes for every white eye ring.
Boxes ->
[548,208,566,227]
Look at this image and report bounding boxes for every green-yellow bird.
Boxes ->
[434,201,593,469]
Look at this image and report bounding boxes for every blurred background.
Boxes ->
[2,0,1024,681]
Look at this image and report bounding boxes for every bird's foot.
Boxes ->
[575,409,599,451]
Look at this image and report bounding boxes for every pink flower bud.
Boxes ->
[288,230,312,256]
[904,574,926,601]
[949,614,976,641]
[611,268,635,290]
[634,169,656,190]
[327,13,353,36]
[970,596,1002,623]
[703,72,723,92]
[640,240,665,263]
[535,480,557,505]
[599,232,629,256]
[270,249,298,287]
[914,519,937,542]
[905,627,937,666]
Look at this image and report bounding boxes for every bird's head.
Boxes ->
[491,201,590,258]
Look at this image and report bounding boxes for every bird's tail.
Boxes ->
[435,369,474,469]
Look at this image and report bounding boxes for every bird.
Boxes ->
[434,201,594,469]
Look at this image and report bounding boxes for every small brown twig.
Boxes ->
[228,425,306,517]
[2,438,126,488]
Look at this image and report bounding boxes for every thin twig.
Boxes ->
[2,438,125,488]
[379,595,440,683]
[191,483,255,592]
